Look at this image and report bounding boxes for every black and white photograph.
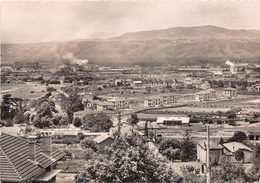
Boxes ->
[1,1,260,182]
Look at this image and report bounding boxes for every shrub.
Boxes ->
[73,117,82,127]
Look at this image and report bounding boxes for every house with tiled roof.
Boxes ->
[0,131,65,183]
[222,142,253,163]
[197,140,223,166]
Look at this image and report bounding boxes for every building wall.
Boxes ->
[225,150,253,163]
[162,95,177,104]
[112,100,129,109]
[222,89,236,97]
[197,144,222,164]
[97,138,114,154]
[144,98,163,107]
[197,144,207,163]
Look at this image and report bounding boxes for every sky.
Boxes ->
[2,1,260,43]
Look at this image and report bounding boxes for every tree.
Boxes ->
[159,138,181,154]
[249,144,260,179]
[59,114,69,126]
[180,131,197,162]
[33,116,53,129]
[225,110,236,119]
[127,113,139,125]
[73,117,82,127]
[227,131,247,143]
[144,121,148,137]
[0,94,20,120]
[234,148,245,162]
[77,132,85,141]
[181,165,206,183]
[52,115,60,126]
[82,113,113,132]
[82,148,94,160]
[13,111,28,124]
[219,137,225,145]
[215,110,223,119]
[162,147,181,161]
[35,100,54,118]
[211,157,252,183]
[60,93,84,123]
[81,139,98,152]
[32,99,57,128]
[75,135,182,183]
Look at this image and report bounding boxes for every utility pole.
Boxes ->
[117,111,122,138]
[206,125,211,183]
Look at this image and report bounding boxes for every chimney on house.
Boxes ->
[41,131,52,157]
[28,135,37,161]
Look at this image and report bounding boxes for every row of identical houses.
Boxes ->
[76,88,236,115]
[143,88,236,107]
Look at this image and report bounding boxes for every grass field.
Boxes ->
[1,83,27,91]
[0,83,47,102]
[244,99,260,103]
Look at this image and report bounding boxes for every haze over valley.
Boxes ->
[2,25,260,67]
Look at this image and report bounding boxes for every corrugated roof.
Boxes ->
[156,116,190,124]
[222,142,253,153]
[0,132,65,182]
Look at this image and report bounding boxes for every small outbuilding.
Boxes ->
[94,134,114,154]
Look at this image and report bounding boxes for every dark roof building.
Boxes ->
[0,131,65,183]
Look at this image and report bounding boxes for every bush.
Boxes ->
[73,117,82,128]
[81,139,98,152]
[25,126,33,134]
[77,132,85,141]
[63,137,80,145]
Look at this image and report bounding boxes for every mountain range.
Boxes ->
[2,25,260,67]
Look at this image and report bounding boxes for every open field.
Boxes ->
[0,83,47,102]
[157,106,229,113]
[1,83,26,91]
[244,99,260,103]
